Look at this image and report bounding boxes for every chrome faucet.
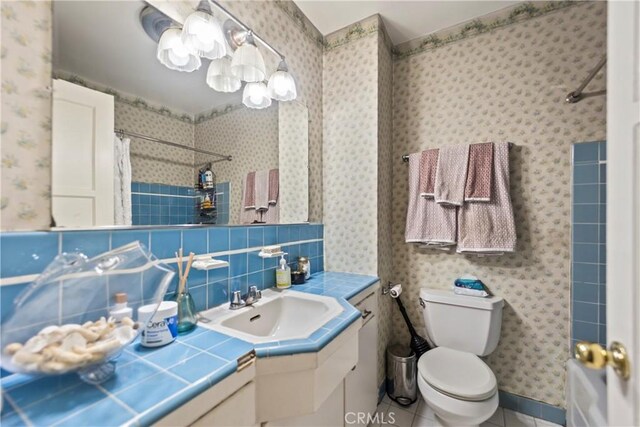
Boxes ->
[229,286,262,310]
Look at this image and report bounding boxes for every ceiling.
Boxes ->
[53,1,247,116]
[294,0,522,45]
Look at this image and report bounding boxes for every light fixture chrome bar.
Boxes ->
[115,129,232,161]
[401,143,514,162]
[209,0,285,60]
[566,56,606,104]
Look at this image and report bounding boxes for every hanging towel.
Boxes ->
[465,142,494,202]
[268,169,279,205]
[405,152,457,246]
[254,169,270,211]
[243,171,256,209]
[419,149,439,198]
[113,135,132,226]
[434,144,470,206]
[457,142,516,254]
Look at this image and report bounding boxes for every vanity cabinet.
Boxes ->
[156,360,256,427]
[263,283,380,427]
[344,289,379,424]
[191,381,257,427]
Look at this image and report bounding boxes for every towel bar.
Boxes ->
[401,142,514,162]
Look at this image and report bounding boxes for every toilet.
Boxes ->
[417,288,504,427]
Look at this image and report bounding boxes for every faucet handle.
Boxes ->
[249,286,258,297]
[230,290,245,309]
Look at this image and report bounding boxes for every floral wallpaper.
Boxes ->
[195,106,279,225]
[279,101,309,224]
[323,15,394,386]
[115,101,195,188]
[390,1,606,407]
[1,1,53,230]
[376,21,394,389]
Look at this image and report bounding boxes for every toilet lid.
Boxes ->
[418,347,497,401]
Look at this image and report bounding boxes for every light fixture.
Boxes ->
[267,60,297,101]
[181,11,226,59]
[157,28,201,72]
[243,82,271,109]
[230,32,266,83]
[206,57,241,93]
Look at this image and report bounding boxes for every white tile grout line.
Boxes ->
[0,238,323,286]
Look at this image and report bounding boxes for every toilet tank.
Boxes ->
[419,288,504,356]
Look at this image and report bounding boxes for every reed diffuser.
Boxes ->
[171,248,197,333]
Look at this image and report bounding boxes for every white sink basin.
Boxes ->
[198,289,344,343]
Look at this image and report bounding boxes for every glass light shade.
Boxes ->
[243,82,272,109]
[157,28,201,72]
[181,11,226,59]
[206,58,241,93]
[230,37,266,82]
[268,69,297,101]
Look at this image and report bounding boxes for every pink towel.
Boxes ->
[465,143,494,202]
[434,144,470,206]
[457,142,516,253]
[268,169,279,205]
[405,152,457,246]
[254,169,270,211]
[243,171,255,209]
[419,149,439,198]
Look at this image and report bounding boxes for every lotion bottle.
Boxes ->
[109,292,133,323]
[276,255,291,289]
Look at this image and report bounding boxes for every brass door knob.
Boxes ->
[575,340,631,380]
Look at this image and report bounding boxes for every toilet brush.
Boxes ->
[389,285,431,359]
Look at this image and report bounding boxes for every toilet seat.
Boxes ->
[418,347,497,401]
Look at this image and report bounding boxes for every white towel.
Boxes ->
[457,142,516,253]
[114,136,132,226]
[405,152,457,246]
[434,144,470,206]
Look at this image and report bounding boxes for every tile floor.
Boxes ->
[373,395,563,427]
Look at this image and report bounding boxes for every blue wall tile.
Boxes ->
[62,231,110,258]
[248,227,263,247]
[150,230,181,259]
[229,253,247,277]
[573,142,600,163]
[573,164,599,184]
[574,184,600,204]
[230,228,247,250]
[182,229,207,255]
[0,232,59,277]
[572,204,598,224]
[1,224,324,316]
[209,228,229,252]
[573,224,599,243]
[573,282,598,303]
[572,244,599,264]
[111,230,150,250]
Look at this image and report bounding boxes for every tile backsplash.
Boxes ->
[0,224,324,325]
[571,141,606,346]
[131,182,197,226]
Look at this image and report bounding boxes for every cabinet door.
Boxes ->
[191,381,256,427]
[344,301,378,425]
[265,382,344,427]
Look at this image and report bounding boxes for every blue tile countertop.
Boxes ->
[0,272,378,427]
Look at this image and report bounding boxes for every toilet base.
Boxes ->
[417,374,498,426]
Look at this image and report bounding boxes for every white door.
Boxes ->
[52,79,115,227]
[606,1,640,425]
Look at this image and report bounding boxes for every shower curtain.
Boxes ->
[114,135,132,225]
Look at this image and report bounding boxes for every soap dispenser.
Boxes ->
[276,255,291,289]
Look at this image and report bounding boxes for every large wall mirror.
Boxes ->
[51,1,308,228]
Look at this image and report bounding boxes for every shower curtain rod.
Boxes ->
[115,129,232,162]
[401,142,514,163]
[566,55,607,103]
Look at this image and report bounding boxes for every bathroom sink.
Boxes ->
[198,289,344,343]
